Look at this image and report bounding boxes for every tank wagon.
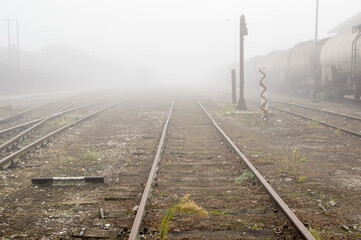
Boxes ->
[247,26,361,100]
[321,27,361,100]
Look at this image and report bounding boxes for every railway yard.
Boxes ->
[0,89,361,240]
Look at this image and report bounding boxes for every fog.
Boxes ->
[0,0,360,92]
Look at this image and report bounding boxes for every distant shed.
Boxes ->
[329,12,361,34]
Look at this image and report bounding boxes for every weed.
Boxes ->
[81,151,99,161]
[208,210,230,215]
[158,194,208,240]
[260,120,267,129]
[235,169,255,182]
[298,176,307,183]
[334,128,341,136]
[309,118,320,129]
[309,226,322,240]
[300,157,307,162]
[237,219,264,230]
[252,224,262,230]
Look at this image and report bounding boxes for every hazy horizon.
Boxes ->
[1,0,360,86]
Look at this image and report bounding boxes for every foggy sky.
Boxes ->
[0,0,360,85]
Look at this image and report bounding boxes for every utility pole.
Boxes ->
[231,69,236,104]
[236,14,248,110]
[314,0,319,98]
[7,18,11,66]
[16,18,20,69]
[3,18,20,69]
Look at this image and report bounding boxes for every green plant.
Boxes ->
[208,210,230,215]
[158,194,208,239]
[300,157,307,162]
[235,169,255,182]
[298,176,307,183]
[260,120,267,129]
[334,128,341,136]
[309,118,319,129]
[81,151,99,161]
[309,226,322,240]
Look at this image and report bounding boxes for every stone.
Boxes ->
[285,178,293,182]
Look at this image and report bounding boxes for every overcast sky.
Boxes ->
[0,0,360,84]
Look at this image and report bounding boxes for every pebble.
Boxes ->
[318,203,327,211]
[132,206,139,213]
[329,200,336,206]
[285,178,293,182]
[342,225,350,231]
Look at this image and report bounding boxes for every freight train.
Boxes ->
[246,25,361,100]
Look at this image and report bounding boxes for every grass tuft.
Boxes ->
[81,151,99,161]
[158,194,208,239]
[235,169,255,182]
[309,226,322,240]
[298,176,307,183]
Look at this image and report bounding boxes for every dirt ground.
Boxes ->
[203,93,361,239]
[1,88,361,239]
[0,93,172,239]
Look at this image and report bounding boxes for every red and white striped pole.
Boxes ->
[259,69,268,122]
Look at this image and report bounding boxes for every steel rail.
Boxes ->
[128,100,175,240]
[274,101,361,121]
[0,101,123,170]
[0,100,106,139]
[0,101,106,153]
[198,101,315,240]
[270,106,361,138]
[0,117,45,138]
[0,98,68,124]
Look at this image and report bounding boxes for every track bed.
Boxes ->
[141,98,301,239]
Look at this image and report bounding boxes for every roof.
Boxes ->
[329,12,361,34]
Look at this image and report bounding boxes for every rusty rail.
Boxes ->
[198,101,315,240]
[270,105,361,138]
[0,117,46,138]
[274,101,361,121]
[0,98,68,125]
[0,101,106,153]
[128,100,175,240]
[0,102,123,170]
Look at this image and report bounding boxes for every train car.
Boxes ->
[246,39,327,95]
[244,13,361,101]
[320,28,361,100]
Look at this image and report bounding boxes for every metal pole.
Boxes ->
[16,18,20,69]
[7,18,11,65]
[314,0,319,98]
[236,15,248,110]
[232,69,236,104]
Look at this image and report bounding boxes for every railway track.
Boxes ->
[0,99,108,145]
[0,97,76,126]
[0,101,123,170]
[0,94,173,239]
[127,98,313,239]
[270,101,361,138]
